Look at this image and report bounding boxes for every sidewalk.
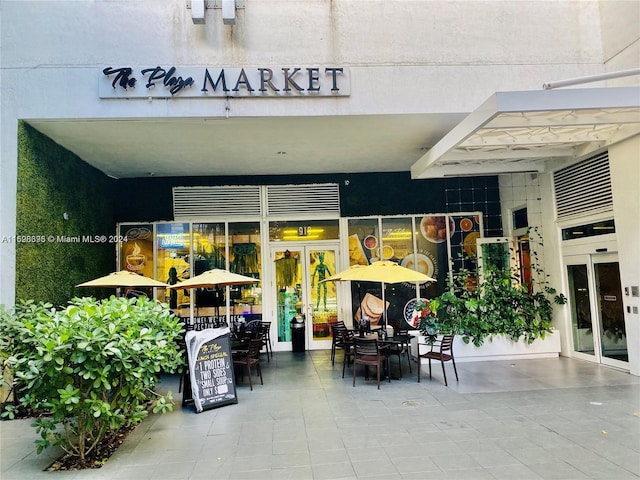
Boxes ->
[2,352,639,479]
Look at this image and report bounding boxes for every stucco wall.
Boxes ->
[609,136,640,376]
[599,0,640,86]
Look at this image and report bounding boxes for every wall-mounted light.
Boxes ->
[191,0,205,24]
[222,0,236,25]
[189,0,244,25]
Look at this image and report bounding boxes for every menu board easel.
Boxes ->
[184,327,237,413]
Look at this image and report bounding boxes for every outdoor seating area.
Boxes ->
[330,320,420,388]
[2,352,639,480]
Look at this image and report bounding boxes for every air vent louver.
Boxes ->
[554,152,612,219]
[173,186,262,219]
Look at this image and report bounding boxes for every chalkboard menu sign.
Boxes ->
[184,327,237,413]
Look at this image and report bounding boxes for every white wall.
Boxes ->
[599,0,640,86]
[609,136,640,376]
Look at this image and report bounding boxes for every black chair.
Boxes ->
[352,337,390,389]
[233,338,263,391]
[381,331,404,378]
[330,321,347,365]
[418,334,458,386]
[387,319,413,373]
[260,321,273,362]
[340,328,355,378]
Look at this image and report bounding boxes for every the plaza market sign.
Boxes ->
[100,66,350,98]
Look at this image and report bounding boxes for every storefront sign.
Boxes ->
[184,327,237,413]
[100,66,349,98]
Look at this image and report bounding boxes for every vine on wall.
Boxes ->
[15,122,116,306]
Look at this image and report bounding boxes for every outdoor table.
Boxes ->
[359,333,412,379]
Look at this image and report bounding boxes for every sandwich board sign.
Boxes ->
[184,327,237,413]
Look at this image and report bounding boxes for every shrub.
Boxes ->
[0,296,184,466]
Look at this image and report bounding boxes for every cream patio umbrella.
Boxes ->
[76,270,169,288]
[322,260,435,327]
[168,268,259,289]
[168,268,260,322]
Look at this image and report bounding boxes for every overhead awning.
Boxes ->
[411,87,640,179]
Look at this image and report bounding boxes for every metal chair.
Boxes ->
[340,328,355,378]
[260,321,273,361]
[352,337,390,389]
[330,321,347,365]
[418,334,458,386]
[232,338,263,390]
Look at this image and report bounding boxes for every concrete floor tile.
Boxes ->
[1,355,639,480]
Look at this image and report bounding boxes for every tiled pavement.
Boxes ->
[2,351,639,480]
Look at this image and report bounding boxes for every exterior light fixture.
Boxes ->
[222,0,236,25]
[191,0,205,24]
[190,0,243,26]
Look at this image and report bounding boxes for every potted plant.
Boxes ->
[414,227,566,348]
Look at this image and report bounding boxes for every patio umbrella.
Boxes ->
[168,269,259,321]
[168,268,259,289]
[76,270,169,288]
[322,260,435,327]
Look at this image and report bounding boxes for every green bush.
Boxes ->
[0,296,184,466]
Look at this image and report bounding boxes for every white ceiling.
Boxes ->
[26,87,640,181]
[27,114,465,179]
[411,87,640,179]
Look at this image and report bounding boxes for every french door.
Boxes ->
[565,253,628,369]
[272,244,340,351]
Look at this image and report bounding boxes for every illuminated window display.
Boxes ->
[228,222,262,320]
[118,223,155,299]
[347,214,483,329]
[156,223,190,312]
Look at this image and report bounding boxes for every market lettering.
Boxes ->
[200,67,344,94]
[101,66,349,98]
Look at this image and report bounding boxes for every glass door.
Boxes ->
[273,244,340,351]
[565,253,628,369]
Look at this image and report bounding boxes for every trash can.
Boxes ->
[291,315,306,353]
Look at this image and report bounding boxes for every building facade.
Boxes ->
[1,1,639,374]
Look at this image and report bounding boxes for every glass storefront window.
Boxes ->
[119,224,154,278]
[118,223,155,299]
[193,223,226,271]
[562,219,616,241]
[156,223,190,311]
[269,219,339,241]
[229,222,262,322]
[381,217,421,326]
[346,218,379,266]
[414,215,451,298]
[190,223,227,318]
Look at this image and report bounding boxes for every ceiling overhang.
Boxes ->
[411,87,640,179]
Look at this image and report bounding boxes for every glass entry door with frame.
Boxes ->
[565,253,628,369]
[273,244,340,351]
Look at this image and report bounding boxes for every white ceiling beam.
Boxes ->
[418,160,546,179]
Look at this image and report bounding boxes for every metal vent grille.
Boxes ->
[554,152,612,219]
[173,186,262,219]
[266,184,340,216]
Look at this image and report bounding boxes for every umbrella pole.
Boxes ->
[382,282,387,329]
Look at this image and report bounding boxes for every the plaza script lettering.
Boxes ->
[101,66,349,98]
